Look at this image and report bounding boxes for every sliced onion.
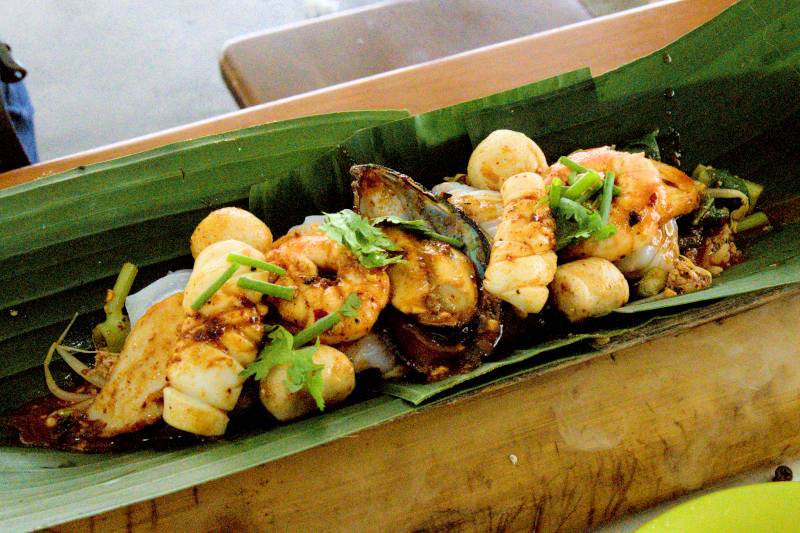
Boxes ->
[706,188,750,220]
[55,345,107,388]
[125,269,192,327]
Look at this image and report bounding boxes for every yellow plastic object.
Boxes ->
[637,483,800,533]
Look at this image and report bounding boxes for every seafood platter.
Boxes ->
[1,0,799,530]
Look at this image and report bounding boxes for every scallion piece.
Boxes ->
[599,171,615,223]
[190,263,239,311]
[735,211,770,233]
[227,253,286,276]
[549,178,564,209]
[236,277,295,300]
[92,262,138,352]
[559,156,590,174]
[575,182,604,204]
[563,170,602,200]
[292,293,360,348]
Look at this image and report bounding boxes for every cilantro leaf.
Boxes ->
[555,197,617,250]
[320,209,403,268]
[240,326,327,410]
[373,215,465,248]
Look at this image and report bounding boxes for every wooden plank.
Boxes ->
[57,291,800,532]
[0,0,735,190]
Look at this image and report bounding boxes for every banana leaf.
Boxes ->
[0,111,409,381]
[251,0,800,403]
[3,0,800,531]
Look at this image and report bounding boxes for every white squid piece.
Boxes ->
[86,293,184,437]
[483,172,558,314]
[163,239,271,436]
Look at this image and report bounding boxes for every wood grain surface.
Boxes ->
[56,289,800,532]
[0,0,735,190]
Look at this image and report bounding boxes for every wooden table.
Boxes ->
[11,1,793,532]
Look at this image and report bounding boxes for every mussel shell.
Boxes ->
[351,164,503,380]
[351,164,490,278]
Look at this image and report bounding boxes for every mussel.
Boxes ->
[351,164,503,380]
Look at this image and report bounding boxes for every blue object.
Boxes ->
[1,79,38,163]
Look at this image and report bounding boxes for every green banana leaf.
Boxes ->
[0,111,410,381]
[3,0,800,531]
[251,0,800,403]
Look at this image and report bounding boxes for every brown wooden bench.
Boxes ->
[220,0,591,107]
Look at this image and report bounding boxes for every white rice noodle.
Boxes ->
[339,333,400,378]
[125,269,192,327]
[287,214,326,234]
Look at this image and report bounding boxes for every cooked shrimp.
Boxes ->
[383,227,478,327]
[432,182,503,239]
[483,172,558,314]
[549,147,669,262]
[266,227,390,343]
[652,160,704,219]
[163,240,270,436]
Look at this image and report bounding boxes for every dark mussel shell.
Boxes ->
[351,164,504,380]
[351,164,490,277]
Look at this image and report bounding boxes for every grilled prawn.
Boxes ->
[266,227,390,344]
[548,147,669,262]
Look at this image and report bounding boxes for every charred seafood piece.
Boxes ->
[351,164,503,380]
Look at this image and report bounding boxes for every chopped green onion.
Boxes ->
[612,185,621,196]
[735,211,770,233]
[563,170,602,200]
[567,171,578,185]
[549,178,564,209]
[599,172,615,223]
[559,156,590,174]
[575,181,604,204]
[236,276,295,300]
[190,263,239,311]
[292,293,360,348]
[227,253,286,276]
[236,277,295,300]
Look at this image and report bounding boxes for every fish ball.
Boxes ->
[259,345,355,422]
[466,130,548,191]
[191,207,273,258]
[551,258,629,322]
